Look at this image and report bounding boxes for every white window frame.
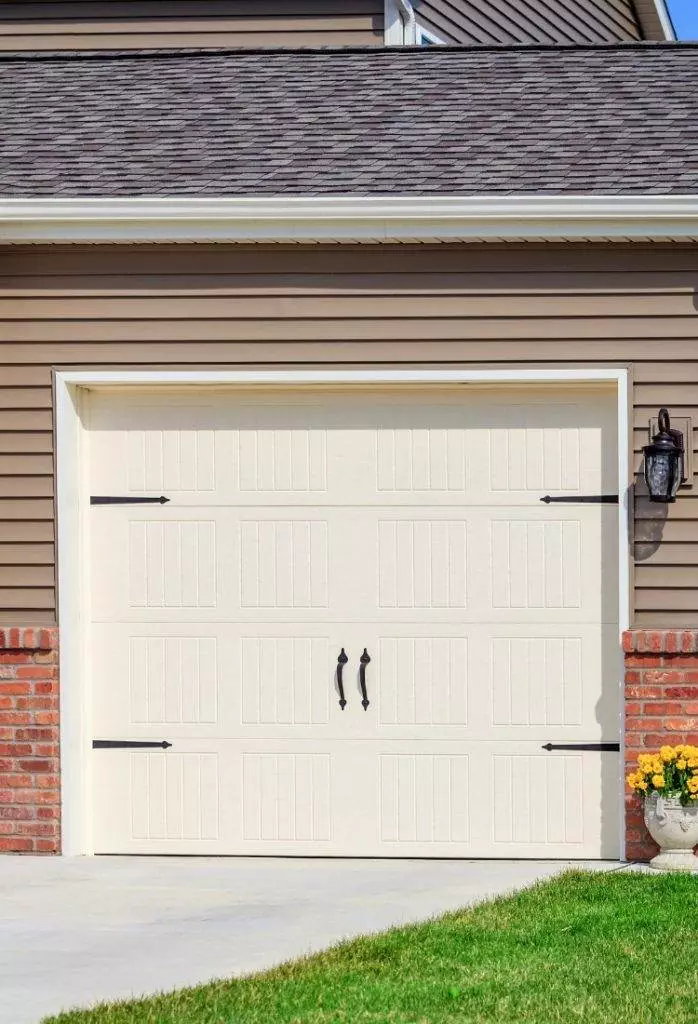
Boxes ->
[416,24,447,45]
[56,367,631,858]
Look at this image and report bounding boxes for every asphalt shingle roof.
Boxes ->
[1,44,697,197]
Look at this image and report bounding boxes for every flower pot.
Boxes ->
[644,792,698,871]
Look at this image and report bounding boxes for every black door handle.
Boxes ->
[359,649,371,710]
[336,648,348,710]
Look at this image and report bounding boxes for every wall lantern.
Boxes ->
[643,408,685,503]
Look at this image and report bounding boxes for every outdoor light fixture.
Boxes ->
[643,408,685,503]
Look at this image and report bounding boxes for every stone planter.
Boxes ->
[644,793,698,871]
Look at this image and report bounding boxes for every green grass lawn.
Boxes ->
[43,870,698,1024]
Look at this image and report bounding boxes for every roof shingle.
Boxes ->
[1,44,697,197]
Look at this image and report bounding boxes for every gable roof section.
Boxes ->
[0,44,696,198]
[414,0,673,44]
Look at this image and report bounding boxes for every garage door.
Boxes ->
[88,386,620,858]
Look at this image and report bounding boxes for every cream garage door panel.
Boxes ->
[91,506,613,626]
[87,386,620,858]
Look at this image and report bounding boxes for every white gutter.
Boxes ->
[1,195,698,244]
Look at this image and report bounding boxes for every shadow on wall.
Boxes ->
[633,465,669,561]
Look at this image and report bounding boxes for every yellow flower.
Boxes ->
[688,778,698,794]
[689,759,698,769]
[652,775,666,788]
[660,746,676,763]
[638,780,648,791]
[678,759,687,770]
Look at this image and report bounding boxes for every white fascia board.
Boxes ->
[633,0,676,40]
[1,195,698,244]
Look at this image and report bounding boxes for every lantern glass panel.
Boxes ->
[645,449,681,503]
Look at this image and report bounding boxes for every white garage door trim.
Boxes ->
[55,367,631,858]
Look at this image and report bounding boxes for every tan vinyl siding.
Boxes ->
[416,0,642,43]
[0,241,697,627]
[0,1,383,50]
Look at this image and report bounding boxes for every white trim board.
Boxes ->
[56,367,631,858]
[4,195,698,245]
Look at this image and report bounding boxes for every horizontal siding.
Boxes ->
[0,0,383,49]
[417,0,642,43]
[1,241,698,627]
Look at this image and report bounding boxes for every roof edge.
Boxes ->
[0,39,693,63]
[1,195,698,245]
[634,0,676,41]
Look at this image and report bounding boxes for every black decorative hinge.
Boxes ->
[91,496,170,505]
[541,495,618,504]
[93,740,172,749]
[542,742,620,752]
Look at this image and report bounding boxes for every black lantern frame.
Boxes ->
[643,408,685,503]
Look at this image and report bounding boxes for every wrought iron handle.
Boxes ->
[336,648,348,710]
[359,649,371,710]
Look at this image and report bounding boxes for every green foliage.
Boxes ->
[42,871,698,1024]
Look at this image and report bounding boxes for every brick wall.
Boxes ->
[0,627,59,853]
[623,628,698,862]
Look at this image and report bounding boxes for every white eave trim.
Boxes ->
[1,195,698,244]
[634,0,676,41]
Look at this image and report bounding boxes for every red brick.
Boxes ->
[625,686,663,699]
[0,682,30,696]
[665,686,698,699]
[16,666,57,680]
[0,653,31,664]
[37,806,58,820]
[0,837,33,852]
[34,712,59,725]
[15,727,56,742]
[16,822,57,838]
[641,702,683,716]
[665,719,698,732]
[0,712,31,725]
[17,759,52,773]
[0,805,34,820]
[33,681,57,695]
[640,670,686,685]
[641,733,677,748]
[16,697,56,711]
[625,703,641,716]
[625,654,663,668]
[0,744,32,757]
[33,650,56,665]
[35,744,58,757]
[0,774,32,788]
[36,839,58,853]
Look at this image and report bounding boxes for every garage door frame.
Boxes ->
[55,366,631,857]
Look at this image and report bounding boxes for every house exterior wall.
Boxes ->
[0,1,384,50]
[415,0,643,43]
[0,239,696,858]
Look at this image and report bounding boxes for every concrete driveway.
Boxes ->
[1,856,620,1024]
